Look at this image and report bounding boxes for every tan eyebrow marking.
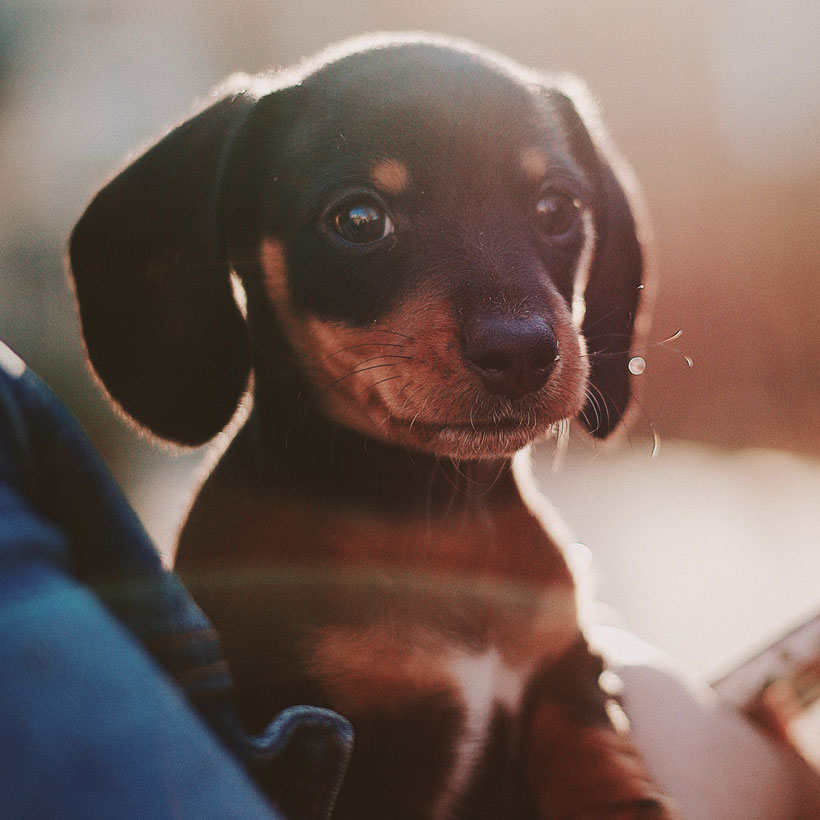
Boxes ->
[369,158,411,195]
[520,147,550,182]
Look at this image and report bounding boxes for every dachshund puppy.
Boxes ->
[69,33,678,820]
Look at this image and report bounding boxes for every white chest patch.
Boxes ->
[433,647,531,820]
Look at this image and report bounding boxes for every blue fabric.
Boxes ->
[0,341,352,820]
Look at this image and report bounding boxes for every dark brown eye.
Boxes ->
[535,190,581,238]
[331,200,394,244]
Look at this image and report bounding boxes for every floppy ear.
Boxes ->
[69,83,263,445]
[546,86,646,438]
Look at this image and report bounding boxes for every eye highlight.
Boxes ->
[328,197,394,245]
[534,190,582,239]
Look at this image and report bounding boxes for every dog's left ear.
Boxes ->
[545,86,646,438]
[69,83,264,445]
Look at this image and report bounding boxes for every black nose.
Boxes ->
[464,315,559,399]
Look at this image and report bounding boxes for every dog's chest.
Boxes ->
[177,454,582,818]
[284,555,580,820]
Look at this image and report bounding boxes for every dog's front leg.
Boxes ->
[523,640,682,819]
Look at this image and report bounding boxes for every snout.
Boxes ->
[464,315,559,399]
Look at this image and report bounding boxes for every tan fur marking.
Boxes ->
[308,582,580,717]
[260,237,289,304]
[521,146,550,182]
[310,626,458,716]
[369,158,410,195]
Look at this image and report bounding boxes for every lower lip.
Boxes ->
[397,416,544,454]
[402,417,523,435]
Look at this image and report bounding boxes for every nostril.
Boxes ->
[464,315,559,398]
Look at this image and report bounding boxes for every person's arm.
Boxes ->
[0,342,350,820]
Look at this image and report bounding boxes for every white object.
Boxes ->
[594,626,820,819]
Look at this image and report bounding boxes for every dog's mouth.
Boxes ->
[387,412,558,458]
[310,344,587,459]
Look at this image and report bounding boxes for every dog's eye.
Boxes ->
[330,200,394,244]
[535,190,582,239]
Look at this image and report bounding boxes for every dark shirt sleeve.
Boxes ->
[0,342,352,820]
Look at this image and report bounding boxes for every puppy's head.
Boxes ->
[69,33,646,458]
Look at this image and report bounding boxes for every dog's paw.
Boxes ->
[524,702,683,820]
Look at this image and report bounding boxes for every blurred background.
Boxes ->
[0,0,818,681]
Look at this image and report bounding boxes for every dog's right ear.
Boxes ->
[542,83,647,440]
[69,80,269,445]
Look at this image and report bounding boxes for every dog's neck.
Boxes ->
[249,401,520,515]
[176,378,571,587]
[224,369,525,512]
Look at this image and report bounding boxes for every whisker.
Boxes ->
[438,459,468,495]
[366,374,402,392]
[618,389,662,458]
[360,374,403,400]
[659,329,684,345]
[356,354,413,366]
[582,385,604,432]
[370,329,416,340]
[651,425,661,458]
[407,393,431,434]
[449,459,471,481]
[583,327,693,368]
[457,460,506,503]
[653,328,693,367]
[581,347,621,360]
[551,418,570,473]
[581,284,643,334]
[327,361,400,390]
[580,305,626,334]
[589,382,613,428]
[663,346,694,367]
[320,342,407,363]
[584,384,603,421]
[488,458,510,492]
